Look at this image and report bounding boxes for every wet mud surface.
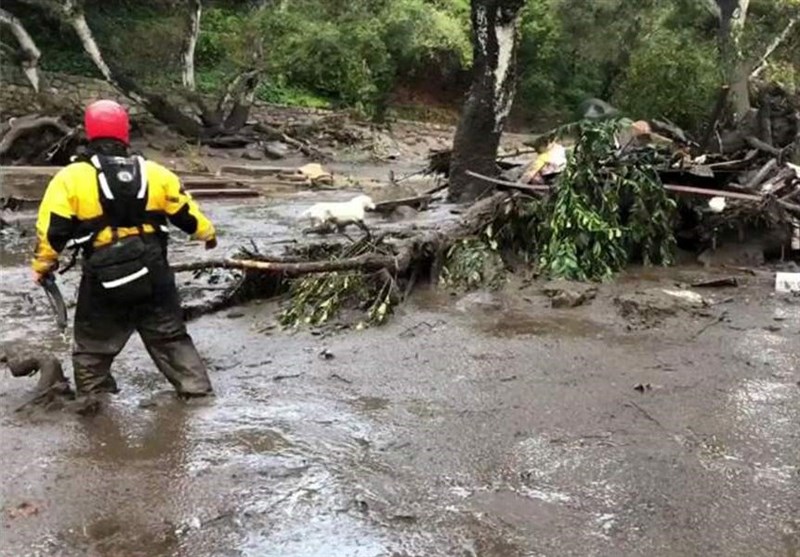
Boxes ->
[1,196,799,557]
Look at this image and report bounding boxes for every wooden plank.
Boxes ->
[217,164,297,177]
[188,188,260,198]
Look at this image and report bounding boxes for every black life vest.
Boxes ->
[90,154,150,229]
[64,155,168,264]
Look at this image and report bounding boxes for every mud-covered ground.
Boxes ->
[1,191,798,557]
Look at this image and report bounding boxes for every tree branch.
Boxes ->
[172,253,402,276]
[0,115,72,157]
[750,14,799,78]
[0,7,42,92]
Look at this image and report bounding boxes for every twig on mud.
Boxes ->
[399,319,446,338]
[625,400,665,429]
[272,373,302,381]
[330,373,353,384]
[691,311,728,339]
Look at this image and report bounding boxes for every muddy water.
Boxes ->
[1,197,799,557]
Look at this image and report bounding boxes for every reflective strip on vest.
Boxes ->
[66,233,94,248]
[97,172,114,200]
[101,266,149,289]
[137,156,148,199]
[90,155,114,199]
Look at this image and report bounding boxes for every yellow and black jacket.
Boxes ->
[33,156,215,274]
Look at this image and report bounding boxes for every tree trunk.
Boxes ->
[716,0,751,121]
[181,0,202,90]
[448,0,525,203]
[0,8,42,92]
[223,71,260,132]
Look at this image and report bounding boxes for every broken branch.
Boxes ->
[0,7,41,92]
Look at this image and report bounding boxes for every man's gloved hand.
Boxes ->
[32,263,57,285]
[205,237,218,250]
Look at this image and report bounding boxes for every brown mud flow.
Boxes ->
[1,196,799,557]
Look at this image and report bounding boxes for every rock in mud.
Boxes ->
[241,145,265,161]
[389,205,418,222]
[542,280,598,308]
[614,288,708,326]
[264,141,289,159]
[455,291,504,313]
[697,240,766,268]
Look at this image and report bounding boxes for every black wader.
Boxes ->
[71,154,212,396]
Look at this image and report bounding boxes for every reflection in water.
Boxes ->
[61,400,193,556]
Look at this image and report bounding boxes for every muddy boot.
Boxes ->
[73,361,121,395]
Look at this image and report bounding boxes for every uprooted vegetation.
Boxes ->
[176,117,796,329]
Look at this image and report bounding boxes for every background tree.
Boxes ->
[449,0,525,202]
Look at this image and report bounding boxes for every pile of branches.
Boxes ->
[172,105,799,327]
[174,193,513,326]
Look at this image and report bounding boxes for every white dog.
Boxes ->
[302,194,376,233]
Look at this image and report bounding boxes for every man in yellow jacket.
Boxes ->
[32,100,216,397]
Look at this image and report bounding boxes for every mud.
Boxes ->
[1,191,799,557]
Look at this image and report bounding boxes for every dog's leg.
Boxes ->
[356,219,372,239]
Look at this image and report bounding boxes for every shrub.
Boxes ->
[613,28,722,134]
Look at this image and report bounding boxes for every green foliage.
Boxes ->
[279,271,394,328]
[8,0,796,120]
[279,239,397,329]
[537,120,677,281]
[382,0,471,73]
[278,18,394,114]
[612,28,721,133]
[256,80,333,109]
[440,225,507,291]
[196,8,245,69]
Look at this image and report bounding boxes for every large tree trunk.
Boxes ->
[448,0,525,203]
[181,0,202,90]
[0,8,41,92]
[715,0,751,121]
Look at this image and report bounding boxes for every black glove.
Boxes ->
[205,237,218,250]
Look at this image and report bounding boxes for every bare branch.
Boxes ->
[0,8,42,92]
[750,14,799,78]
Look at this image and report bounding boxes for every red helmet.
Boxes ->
[84,100,130,144]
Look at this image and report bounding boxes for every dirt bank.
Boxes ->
[1,191,798,557]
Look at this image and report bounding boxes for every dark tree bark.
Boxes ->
[448,0,525,203]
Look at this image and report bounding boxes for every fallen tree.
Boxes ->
[0,114,76,165]
[175,117,798,326]
[177,191,513,323]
